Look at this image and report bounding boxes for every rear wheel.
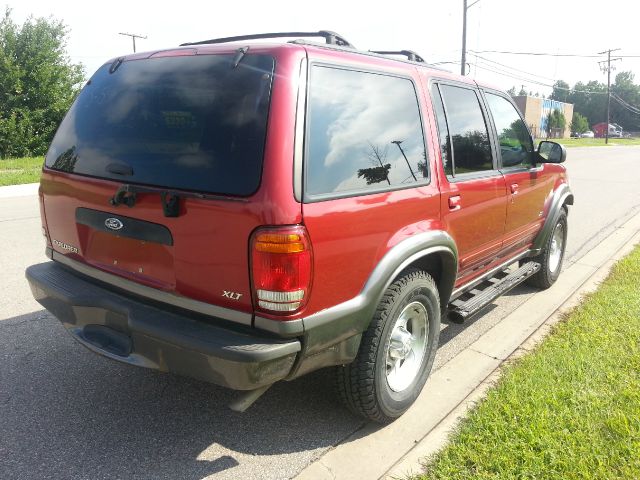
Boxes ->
[335,269,440,423]
[527,209,568,289]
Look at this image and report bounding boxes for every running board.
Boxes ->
[448,261,541,323]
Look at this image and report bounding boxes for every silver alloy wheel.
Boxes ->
[385,301,428,393]
[548,222,565,274]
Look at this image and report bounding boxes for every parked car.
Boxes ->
[26,31,572,423]
[579,130,595,138]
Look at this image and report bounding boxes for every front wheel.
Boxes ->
[335,269,441,423]
[527,209,568,289]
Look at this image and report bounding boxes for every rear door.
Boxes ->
[482,91,555,255]
[300,62,440,315]
[430,82,508,284]
[41,51,278,318]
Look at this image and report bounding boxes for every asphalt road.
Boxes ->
[1,146,639,480]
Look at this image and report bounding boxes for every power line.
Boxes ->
[471,61,608,95]
[470,53,557,82]
[471,49,601,58]
[611,93,640,114]
[612,96,640,115]
[472,49,640,59]
[473,63,556,88]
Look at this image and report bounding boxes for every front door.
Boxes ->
[482,91,555,255]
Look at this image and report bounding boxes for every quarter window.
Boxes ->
[305,66,427,197]
[437,84,493,175]
[485,93,534,168]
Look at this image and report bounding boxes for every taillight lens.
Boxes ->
[251,225,312,314]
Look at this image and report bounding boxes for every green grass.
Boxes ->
[551,137,640,148]
[417,245,640,480]
[0,157,43,186]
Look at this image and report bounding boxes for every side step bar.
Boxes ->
[448,261,541,323]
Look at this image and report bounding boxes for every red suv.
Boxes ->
[26,31,572,423]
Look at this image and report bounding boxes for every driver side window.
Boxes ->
[485,93,534,168]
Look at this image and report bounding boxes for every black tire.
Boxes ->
[335,269,441,423]
[527,208,568,289]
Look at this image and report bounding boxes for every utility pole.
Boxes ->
[461,0,480,75]
[119,32,147,53]
[598,48,621,144]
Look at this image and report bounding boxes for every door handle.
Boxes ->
[448,195,461,211]
[510,183,519,194]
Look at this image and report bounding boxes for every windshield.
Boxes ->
[45,53,275,196]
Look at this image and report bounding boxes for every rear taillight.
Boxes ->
[251,225,312,314]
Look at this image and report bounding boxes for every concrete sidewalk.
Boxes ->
[295,210,640,480]
[0,183,39,199]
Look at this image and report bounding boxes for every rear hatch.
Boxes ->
[41,50,277,318]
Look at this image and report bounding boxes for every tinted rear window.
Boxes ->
[45,54,275,196]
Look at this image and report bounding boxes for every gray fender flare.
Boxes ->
[532,183,574,252]
[301,230,458,356]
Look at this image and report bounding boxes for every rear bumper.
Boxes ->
[26,261,301,390]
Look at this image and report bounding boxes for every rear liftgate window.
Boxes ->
[45,54,275,196]
[305,66,427,199]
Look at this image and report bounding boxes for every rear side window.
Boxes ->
[437,84,493,176]
[45,54,275,196]
[485,93,534,168]
[305,66,427,198]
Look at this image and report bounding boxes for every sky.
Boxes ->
[4,0,639,95]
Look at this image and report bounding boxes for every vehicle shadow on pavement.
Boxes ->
[0,311,364,480]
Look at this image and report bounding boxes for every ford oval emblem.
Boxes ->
[104,217,124,231]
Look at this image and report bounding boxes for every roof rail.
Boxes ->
[370,50,425,63]
[180,30,354,48]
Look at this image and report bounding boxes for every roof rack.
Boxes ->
[370,50,425,63]
[180,30,354,48]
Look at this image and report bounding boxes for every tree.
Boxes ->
[547,109,566,137]
[570,112,589,135]
[550,80,570,102]
[612,71,640,131]
[0,8,84,158]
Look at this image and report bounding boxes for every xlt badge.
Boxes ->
[222,290,243,300]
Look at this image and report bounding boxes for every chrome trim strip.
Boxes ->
[450,249,532,301]
[51,251,252,326]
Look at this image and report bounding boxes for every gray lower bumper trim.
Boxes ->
[26,261,300,390]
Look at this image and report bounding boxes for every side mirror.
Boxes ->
[536,141,567,164]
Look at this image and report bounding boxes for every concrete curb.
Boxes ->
[294,210,640,480]
[0,183,39,199]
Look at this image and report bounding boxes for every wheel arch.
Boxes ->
[533,183,574,252]
[390,248,457,312]
[299,230,458,361]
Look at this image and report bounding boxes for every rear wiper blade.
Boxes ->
[109,184,247,217]
[109,57,124,74]
[232,47,249,68]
